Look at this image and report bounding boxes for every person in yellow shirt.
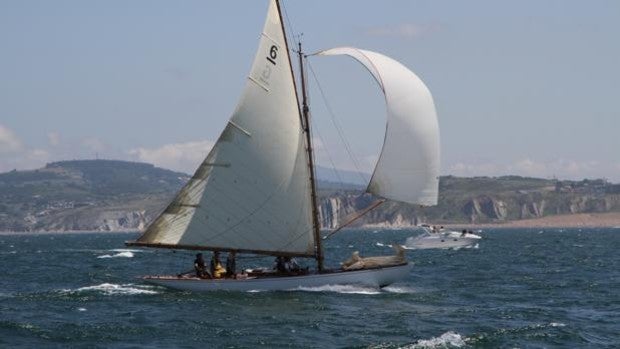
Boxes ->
[210,251,226,278]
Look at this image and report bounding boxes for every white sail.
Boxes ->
[132,0,315,256]
[317,47,440,206]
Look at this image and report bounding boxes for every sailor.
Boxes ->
[225,251,236,278]
[284,257,300,272]
[194,253,209,278]
[210,251,226,278]
[274,256,287,273]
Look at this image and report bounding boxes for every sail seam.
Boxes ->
[248,76,269,92]
[228,121,251,136]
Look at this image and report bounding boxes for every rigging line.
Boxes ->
[315,194,364,230]
[311,121,347,189]
[306,60,368,184]
[302,59,352,192]
[280,1,300,51]
[322,199,386,240]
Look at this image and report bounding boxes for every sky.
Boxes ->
[1,0,619,181]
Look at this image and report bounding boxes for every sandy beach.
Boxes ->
[447,212,620,229]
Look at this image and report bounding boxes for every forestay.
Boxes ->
[317,48,440,206]
[129,0,315,256]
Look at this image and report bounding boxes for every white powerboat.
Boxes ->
[404,226,481,250]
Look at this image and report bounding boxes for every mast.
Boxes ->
[298,41,324,272]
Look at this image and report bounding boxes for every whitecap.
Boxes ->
[549,322,566,327]
[77,307,87,312]
[293,284,381,295]
[382,285,419,294]
[376,242,385,247]
[97,251,134,259]
[403,331,466,348]
[62,283,159,295]
[111,248,142,253]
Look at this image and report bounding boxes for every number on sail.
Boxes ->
[267,45,277,65]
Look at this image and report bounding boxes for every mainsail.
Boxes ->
[128,0,315,256]
[317,48,440,206]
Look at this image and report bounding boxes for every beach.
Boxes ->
[450,212,620,229]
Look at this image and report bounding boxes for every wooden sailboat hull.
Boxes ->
[142,263,412,292]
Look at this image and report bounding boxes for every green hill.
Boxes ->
[0,160,188,231]
[1,160,619,232]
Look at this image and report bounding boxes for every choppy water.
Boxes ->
[1,228,619,348]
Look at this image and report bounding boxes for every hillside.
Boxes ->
[1,160,619,232]
[318,176,620,228]
[0,160,188,231]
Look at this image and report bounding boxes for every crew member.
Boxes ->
[194,253,209,278]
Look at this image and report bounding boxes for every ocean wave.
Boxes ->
[382,285,419,294]
[97,251,134,259]
[403,331,466,348]
[61,283,159,295]
[466,322,568,344]
[292,284,381,295]
[111,248,143,253]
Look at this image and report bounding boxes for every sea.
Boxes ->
[1,228,619,348]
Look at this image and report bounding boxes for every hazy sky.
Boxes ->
[1,0,619,181]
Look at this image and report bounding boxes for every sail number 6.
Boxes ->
[266,45,278,65]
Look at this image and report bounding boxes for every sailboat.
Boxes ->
[125,0,440,292]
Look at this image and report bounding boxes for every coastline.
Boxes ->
[444,212,620,229]
[0,230,140,236]
[2,212,620,235]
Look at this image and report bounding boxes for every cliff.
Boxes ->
[1,160,619,232]
[0,160,186,232]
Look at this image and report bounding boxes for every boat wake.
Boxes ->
[285,284,420,295]
[381,285,420,294]
[61,283,160,295]
[291,284,382,295]
[401,331,466,348]
[457,243,479,250]
[97,251,134,258]
[97,248,142,258]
